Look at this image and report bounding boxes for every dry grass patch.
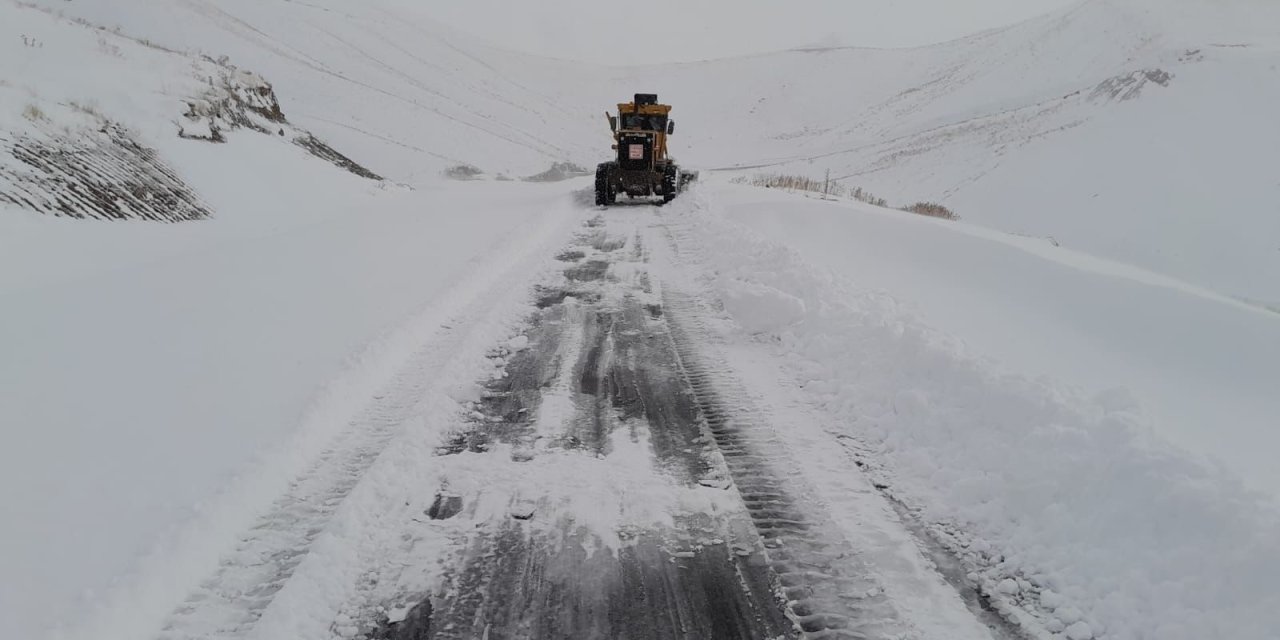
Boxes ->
[733,173,890,206]
[443,164,483,180]
[21,103,47,122]
[900,202,958,220]
[735,172,961,219]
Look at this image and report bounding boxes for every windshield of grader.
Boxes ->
[621,114,667,132]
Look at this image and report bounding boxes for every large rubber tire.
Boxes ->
[595,163,615,206]
[662,164,678,203]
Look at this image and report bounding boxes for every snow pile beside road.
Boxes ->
[678,189,1280,639]
[712,184,1280,500]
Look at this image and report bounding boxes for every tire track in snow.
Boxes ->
[159,358,432,638]
[650,197,1027,640]
[149,196,582,640]
[372,220,796,640]
[662,289,910,639]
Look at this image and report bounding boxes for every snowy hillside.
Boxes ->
[7,0,604,188]
[2,0,1279,640]
[617,0,1280,306]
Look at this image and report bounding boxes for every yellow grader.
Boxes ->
[595,93,696,206]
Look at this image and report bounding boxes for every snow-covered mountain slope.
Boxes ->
[8,0,603,189]
[616,0,1280,306]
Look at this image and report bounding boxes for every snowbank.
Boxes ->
[715,184,1280,499]
[681,183,1280,639]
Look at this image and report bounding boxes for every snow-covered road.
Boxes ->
[7,180,1280,640]
[365,207,1005,640]
[138,195,1005,640]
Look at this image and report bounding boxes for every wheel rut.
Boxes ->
[664,291,908,639]
[374,220,795,639]
[369,211,981,640]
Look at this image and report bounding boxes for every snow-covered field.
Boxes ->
[2,0,1279,638]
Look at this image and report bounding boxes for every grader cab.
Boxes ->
[595,93,695,206]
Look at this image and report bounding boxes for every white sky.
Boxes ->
[425,0,1080,63]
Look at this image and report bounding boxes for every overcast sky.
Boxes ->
[426,0,1079,64]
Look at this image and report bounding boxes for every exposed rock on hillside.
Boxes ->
[180,59,381,181]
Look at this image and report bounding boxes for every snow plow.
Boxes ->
[595,93,696,206]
